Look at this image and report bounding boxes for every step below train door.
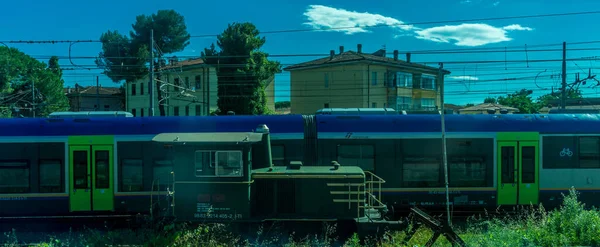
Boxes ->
[68,136,115,212]
[497,132,539,206]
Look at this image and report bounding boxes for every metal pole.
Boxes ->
[149,29,155,117]
[561,42,567,109]
[96,76,100,111]
[439,62,451,226]
[32,79,35,118]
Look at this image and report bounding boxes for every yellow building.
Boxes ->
[283,44,451,114]
[126,57,276,116]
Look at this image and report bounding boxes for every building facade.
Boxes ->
[283,44,451,114]
[126,57,276,117]
[126,58,217,117]
[65,84,124,112]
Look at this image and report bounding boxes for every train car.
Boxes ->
[2,112,600,222]
[0,115,305,218]
[313,113,600,215]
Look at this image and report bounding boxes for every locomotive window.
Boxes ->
[153,160,173,190]
[0,161,29,193]
[402,157,440,187]
[194,151,216,176]
[95,151,110,189]
[121,159,143,192]
[272,145,285,166]
[579,137,600,168]
[216,151,243,177]
[39,160,62,193]
[336,145,374,171]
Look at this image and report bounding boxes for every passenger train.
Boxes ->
[0,111,598,221]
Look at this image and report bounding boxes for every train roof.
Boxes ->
[315,114,600,134]
[0,115,305,137]
[2,113,600,137]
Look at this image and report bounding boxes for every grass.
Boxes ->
[3,187,600,246]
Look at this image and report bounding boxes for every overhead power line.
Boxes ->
[189,10,600,37]
[1,10,600,43]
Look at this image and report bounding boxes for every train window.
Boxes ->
[73,151,88,190]
[336,145,374,171]
[194,151,216,176]
[39,160,62,193]
[579,137,600,168]
[448,158,486,187]
[216,151,243,177]
[446,138,493,187]
[521,146,536,183]
[501,146,515,184]
[542,136,578,169]
[272,145,285,166]
[121,159,143,192]
[153,160,173,190]
[402,157,440,187]
[0,161,29,193]
[95,151,110,189]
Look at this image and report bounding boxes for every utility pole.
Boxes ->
[96,76,100,111]
[31,79,35,118]
[439,62,451,226]
[561,42,567,109]
[149,29,155,117]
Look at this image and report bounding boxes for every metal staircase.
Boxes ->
[328,171,387,220]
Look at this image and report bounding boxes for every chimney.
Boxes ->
[393,50,399,61]
[357,44,362,54]
[170,56,178,65]
[406,53,411,63]
[339,46,344,54]
[330,50,335,60]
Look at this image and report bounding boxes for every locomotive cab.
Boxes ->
[151,131,263,221]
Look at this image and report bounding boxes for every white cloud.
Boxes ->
[303,5,415,35]
[493,1,500,6]
[302,5,533,47]
[449,76,480,81]
[414,23,533,47]
[502,24,533,31]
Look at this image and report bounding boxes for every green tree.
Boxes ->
[202,22,282,115]
[497,89,538,114]
[483,97,497,104]
[275,101,290,109]
[0,47,69,117]
[96,9,191,116]
[536,89,582,109]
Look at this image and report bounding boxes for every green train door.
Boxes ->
[68,136,115,212]
[497,138,539,205]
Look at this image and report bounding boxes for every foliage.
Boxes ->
[9,188,600,246]
[483,88,583,114]
[536,88,582,108]
[275,101,290,109]
[495,89,538,113]
[0,47,69,117]
[483,97,496,104]
[202,22,281,115]
[96,9,191,116]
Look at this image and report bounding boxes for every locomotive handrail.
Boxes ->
[363,171,385,184]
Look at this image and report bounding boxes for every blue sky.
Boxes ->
[1,0,600,105]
